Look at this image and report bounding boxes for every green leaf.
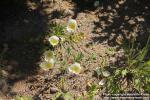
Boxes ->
[145,85,150,93]
[63,92,73,100]
[129,60,138,67]
[121,69,128,77]
[106,47,115,55]
[77,97,83,100]
[115,69,121,76]
[142,66,150,71]
[15,96,32,100]
[74,52,84,62]
[67,47,72,55]
[137,47,148,62]
[146,60,150,66]
[107,78,121,93]
[87,84,99,99]
[91,53,97,60]
[52,24,65,36]
[52,92,62,100]
[135,79,141,92]
[94,68,102,77]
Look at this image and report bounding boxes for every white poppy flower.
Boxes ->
[102,70,110,77]
[66,19,77,33]
[40,59,54,70]
[99,79,106,86]
[48,36,59,46]
[44,50,54,62]
[68,62,81,74]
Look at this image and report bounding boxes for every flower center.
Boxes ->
[69,22,76,30]
[71,66,80,73]
[51,38,58,45]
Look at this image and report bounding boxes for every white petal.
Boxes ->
[40,59,54,70]
[48,36,59,46]
[102,71,110,77]
[68,62,81,74]
[66,27,73,33]
[99,79,106,86]
[67,19,77,33]
[44,50,54,62]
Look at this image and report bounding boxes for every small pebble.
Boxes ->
[50,87,59,94]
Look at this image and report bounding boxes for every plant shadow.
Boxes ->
[0,0,51,96]
[91,0,150,47]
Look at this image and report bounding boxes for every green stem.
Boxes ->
[145,34,150,48]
